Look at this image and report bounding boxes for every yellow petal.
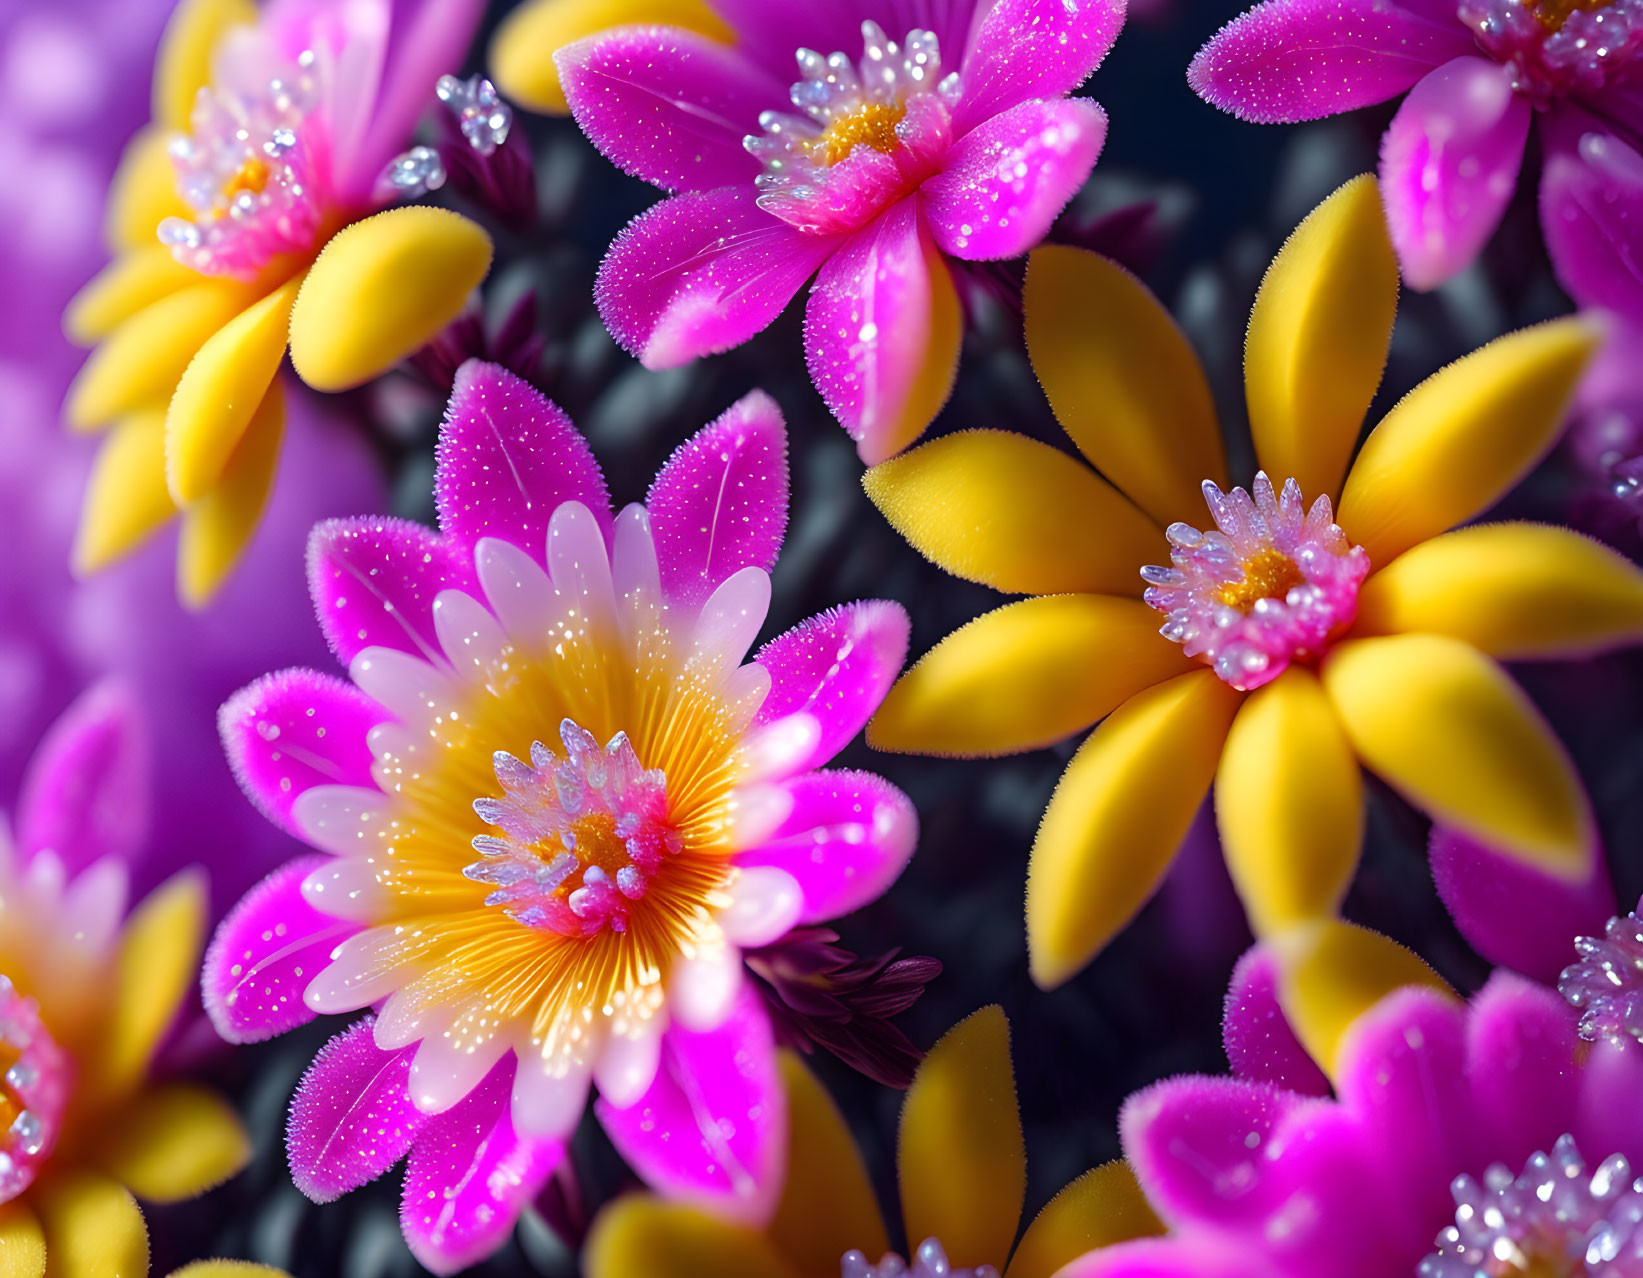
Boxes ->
[1244,175,1398,502]
[491,0,735,113]
[767,1053,887,1276]
[1338,317,1600,568]
[1354,522,1643,659]
[66,282,252,430]
[72,410,178,575]
[166,1265,291,1278]
[863,430,1161,597]
[899,1007,1024,1272]
[153,0,257,130]
[857,231,962,465]
[0,1201,44,1278]
[1271,918,1454,1083]
[34,1171,148,1278]
[166,275,299,504]
[1024,246,1226,526]
[583,1197,796,1278]
[868,595,1195,757]
[288,208,493,392]
[177,380,285,607]
[1004,1162,1162,1278]
[105,127,191,253]
[97,1083,250,1204]
[64,249,198,347]
[1026,671,1243,989]
[1214,668,1364,938]
[1322,634,1593,879]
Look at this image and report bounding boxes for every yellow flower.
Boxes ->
[64,0,492,606]
[584,1006,1162,1278]
[863,175,1643,990]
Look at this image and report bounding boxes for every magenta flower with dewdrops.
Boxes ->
[552,0,1121,463]
[203,359,917,1273]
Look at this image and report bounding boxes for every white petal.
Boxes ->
[720,866,802,947]
[374,986,435,1049]
[669,942,743,1033]
[724,781,795,849]
[690,567,771,680]
[547,501,618,639]
[348,647,462,729]
[62,858,129,953]
[303,926,404,1014]
[433,588,509,680]
[721,662,772,730]
[475,535,561,647]
[408,1026,511,1115]
[592,1018,665,1110]
[291,784,390,857]
[740,713,822,782]
[300,856,385,922]
[510,1039,595,1139]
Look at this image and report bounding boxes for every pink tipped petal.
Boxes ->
[401,1060,563,1274]
[926,97,1108,261]
[204,856,362,1044]
[1430,826,1616,984]
[1539,108,1643,321]
[307,517,475,666]
[556,28,781,193]
[741,713,825,783]
[670,941,745,1032]
[733,770,917,922]
[287,1016,427,1202]
[16,679,149,876]
[954,0,1127,133]
[1379,58,1529,290]
[435,360,612,563]
[1221,945,1331,1097]
[1188,0,1472,124]
[219,668,386,835]
[409,1029,513,1116]
[646,390,790,610]
[595,984,785,1223]
[1464,972,1583,1173]
[752,600,910,770]
[596,187,841,369]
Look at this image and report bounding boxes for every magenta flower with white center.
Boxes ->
[202,359,917,1273]
[1189,0,1643,312]
[553,0,1122,463]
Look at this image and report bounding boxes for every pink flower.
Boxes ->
[203,359,917,1273]
[1190,0,1643,312]
[553,1,1123,462]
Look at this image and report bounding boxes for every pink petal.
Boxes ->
[804,200,958,462]
[219,668,386,835]
[954,0,1126,133]
[595,983,785,1223]
[1576,1040,1643,1170]
[306,517,474,666]
[1221,946,1330,1097]
[1059,1236,1280,1278]
[752,600,909,770]
[1379,58,1529,290]
[925,97,1108,261]
[556,27,781,194]
[646,390,789,610]
[15,679,149,876]
[401,1059,564,1274]
[1464,972,1582,1174]
[596,186,841,369]
[203,856,361,1044]
[434,359,613,565]
[1188,0,1471,124]
[733,769,916,922]
[1429,826,1615,985]
[1539,107,1643,321]
[288,1016,428,1201]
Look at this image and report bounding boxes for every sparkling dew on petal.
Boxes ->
[1461,0,1643,104]
[1560,907,1643,1046]
[841,1238,1000,1278]
[1141,473,1370,692]
[0,977,71,1204]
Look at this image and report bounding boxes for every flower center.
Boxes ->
[1559,908,1643,1045]
[842,1239,1001,1278]
[815,100,909,165]
[1141,473,1370,692]
[467,718,684,937]
[1459,0,1643,101]
[0,978,70,1205]
[1418,1135,1643,1276]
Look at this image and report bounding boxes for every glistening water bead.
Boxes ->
[1560,909,1643,1045]
[841,1238,1002,1278]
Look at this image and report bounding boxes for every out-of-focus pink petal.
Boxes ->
[306,517,475,666]
[954,0,1126,133]
[1464,972,1583,1172]
[925,97,1107,261]
[401,1059,563,1274]
[1059,1236,1279,1278]
[434,359,612,565]
[1188,0,1472,123]
[596,186,841,369]
[15,679,149,875]
[733,770,916,921]
[1576,1039,1643,1168]
[556,27,781,193]
[1221,946,1331,1097]
[645,390,789,610]
[287,1016,427,1201]
[203,855,361,1044]
[752,600,909,770]
[595,983,785,1223]
[1539,107,1643,321]
[1429,826,1615,985]
[1379,58,1529,290]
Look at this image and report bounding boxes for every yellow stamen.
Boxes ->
[222,156,270,200]
[1530,0,1612,28]
[812,102,907,166]
[1216,546,1306,612]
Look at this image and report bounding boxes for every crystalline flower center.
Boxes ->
[815,100,909,165]
[0,978,70,1205]
[842,1237,1001,1278]
[1141,473,1370,692]
[466,717,684,938]
[1460,0,1643,101]
[1559,908,1643,1045]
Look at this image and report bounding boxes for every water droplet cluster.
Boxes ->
[841,1238,1001,1278]
[1560,908,1643,1045]
[1461,0,1643,103]
[0,978,70,1205]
